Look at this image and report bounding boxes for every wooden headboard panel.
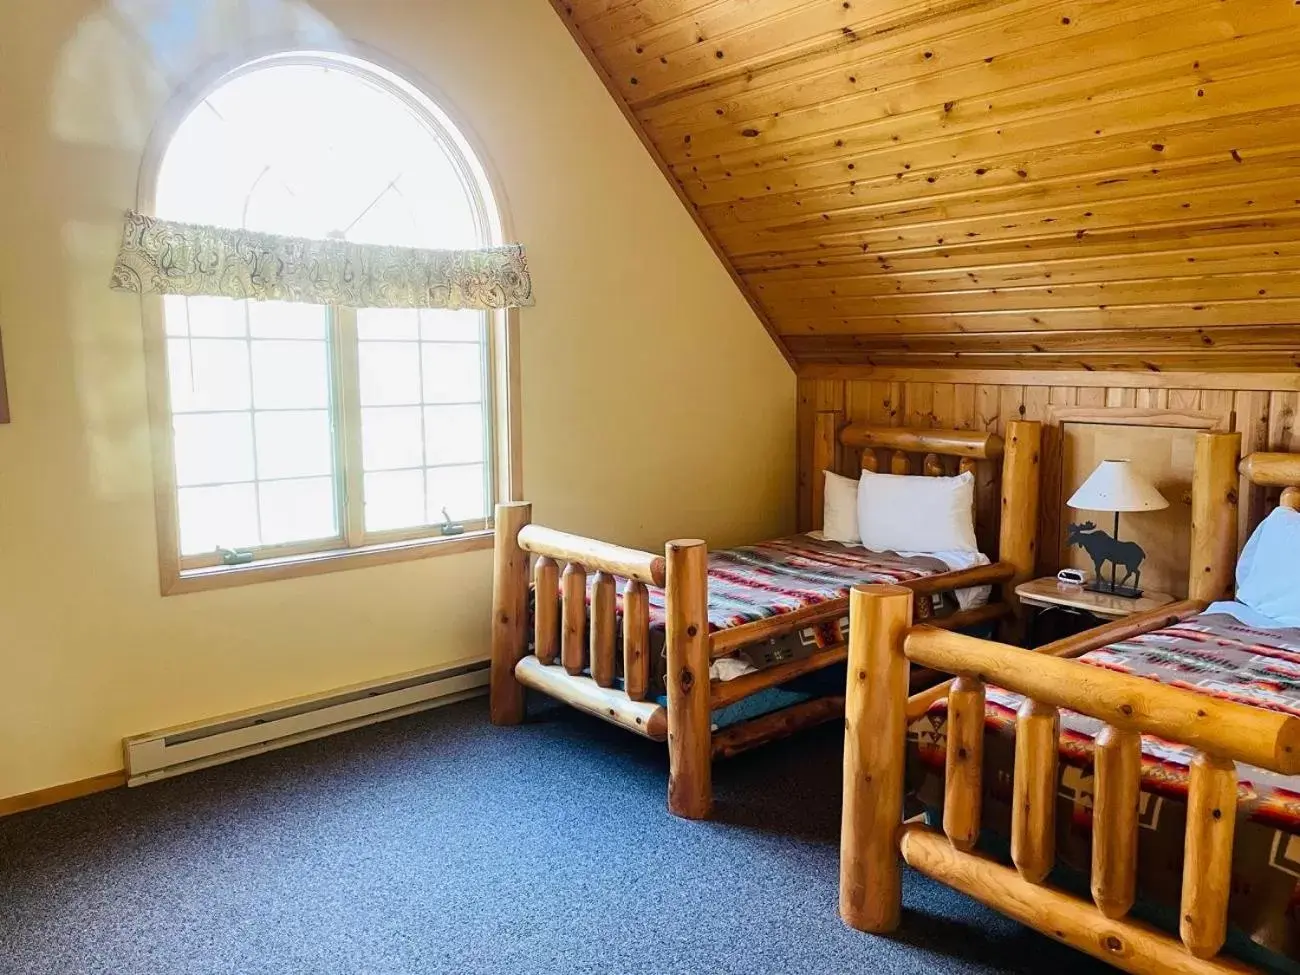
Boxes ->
[809,412,1042,594]
[1190,437,1300,602]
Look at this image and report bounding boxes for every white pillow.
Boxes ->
[1236,507,1300,627]
[822,470,861,544]
[857,469,977,554]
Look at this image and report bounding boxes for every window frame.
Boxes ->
[137,49,521,595]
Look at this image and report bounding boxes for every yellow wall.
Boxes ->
[0,0,795,800]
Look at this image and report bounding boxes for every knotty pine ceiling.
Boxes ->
[551,0,1300,373]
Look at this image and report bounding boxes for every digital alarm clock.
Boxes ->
[1057,567,1087,586]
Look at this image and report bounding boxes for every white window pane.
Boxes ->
[427,464,486,522]
[346,188,421,248]
[420,310,483,342]
[167,339,252,413]
[424,404,483,466]
[258,477,338,545]
[358,341,421,406]
[395,165,481,248]
[186,296,247,337]
[361,406,424,471]
[250,340,329,409]
[248,301,327,339]
[358,308,419,341]
[178,483,259,554]
[364,469,426,532]
[164,295,189,337]
[173,412,255,486]
[255,410,333,480]
[421,343,482,403]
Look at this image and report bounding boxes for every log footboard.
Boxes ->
[840,583,1297,974]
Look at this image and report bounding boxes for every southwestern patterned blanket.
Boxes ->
[526,534,961,692]
[909,611,1300,965]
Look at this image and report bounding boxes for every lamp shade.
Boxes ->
[1067,459,1169,513]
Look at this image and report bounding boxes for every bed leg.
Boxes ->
[665,538,712,820]
[490,502,532,726]
[998,419,1042,643]
[840,584,913,934]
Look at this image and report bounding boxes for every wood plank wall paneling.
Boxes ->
[797,372,1300,586]
[554,0,1300,372]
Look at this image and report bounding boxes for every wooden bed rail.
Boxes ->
[1239,451,1300,511]
[839,424,1004,459]
[1238,451,1300,488]
[517,524,666,587]
[904,598,1207,721]
[895,826,1257,975]
[841,583,1296,973]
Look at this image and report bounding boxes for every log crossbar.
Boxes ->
[1239,452,1300,514]
[839,424,1004,460]
[840,580,1291,974]
[517,525,666,587]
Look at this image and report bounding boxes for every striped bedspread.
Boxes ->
[643,534,953,633]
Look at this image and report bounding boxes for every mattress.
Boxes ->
[526,533,988,692]
[908,607,1300,964]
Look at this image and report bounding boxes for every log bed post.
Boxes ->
[665,538,712,820]
[841,583,913,933]
[810,410,842,532]
[998,420,1042,640]
[490,502,532,726]
[1189,432,1241,603]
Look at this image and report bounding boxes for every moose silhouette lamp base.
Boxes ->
[1066,458,1170,602]
[1071,512,1148,599]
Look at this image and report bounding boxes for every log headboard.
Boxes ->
[1190,434,1300,602]
[809,412,1042,597]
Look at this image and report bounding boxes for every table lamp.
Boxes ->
[1066,459,1169,598]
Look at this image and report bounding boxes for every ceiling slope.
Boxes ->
[549,0,1300,373]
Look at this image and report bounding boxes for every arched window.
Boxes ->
[144,53,511,588]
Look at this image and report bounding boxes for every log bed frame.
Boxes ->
[491,418,1043,819]
[840,433,1300,974]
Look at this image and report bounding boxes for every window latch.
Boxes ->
[218,547,256,566]
[438,507,465,537]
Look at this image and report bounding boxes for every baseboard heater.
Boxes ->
[123,660,488,786]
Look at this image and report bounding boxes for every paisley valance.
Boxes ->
[110,210,533,310]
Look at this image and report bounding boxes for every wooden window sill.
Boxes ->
[164,530,494,595]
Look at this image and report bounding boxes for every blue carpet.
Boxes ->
[0,698,1112,974]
